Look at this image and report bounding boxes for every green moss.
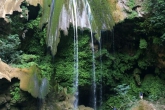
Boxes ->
[128,11,138,19]
[89,0,115,36]
[48,0,64,35]
[47,0,64,32]
[39,0,52,28]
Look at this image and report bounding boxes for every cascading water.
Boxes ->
[46,0,114,109]
[99,34,103,110]
[71,0,79,109]
[46,0,56,54]
[90,30,96,110]
[85,1,96,109]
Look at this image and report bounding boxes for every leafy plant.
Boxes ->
[0,34,22,63]
[142,75,165,101]
[10,83,22,103]
[21,5,29,20]
[21,0,29,20]
[114,84,130,96]
[139,39,147,49]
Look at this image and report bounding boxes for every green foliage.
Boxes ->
[138,59,151,70]
[142,75,165,101]
[38,55,53,80]
[26,17,40,29]
[160,33,165,42]
[55,61,74,87]
[153,37,161,44]
[133,68,141,74]
[141,0,165,44]
[114,84,130,96]
[147,0,165,31]
[23,17,46,55]
[10,87,21,102]
[0,34,21,63]
[20,54,39,63]
[127,0,135,8]
[128,11,138,19]
[10,15,25,34]
[95,48,145,89]
[20,0,29,20]
[21,6,29,20]
[54,32,93,88]
[103,83,137,109]
[10,83,23,103]
[139,39,147,49]
[12,54,39,68]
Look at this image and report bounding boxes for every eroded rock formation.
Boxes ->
[0,58,42,98]
[0,0,43,20]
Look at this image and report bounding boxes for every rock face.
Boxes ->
[46,0,115,56]
[0,0,43,20]
[110,0,148,22]
[131,100,156,110]
[45,0,149,56]
[0,59,45,98]
[0,0,149,56]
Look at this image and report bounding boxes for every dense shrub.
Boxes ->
[0,34,21,63]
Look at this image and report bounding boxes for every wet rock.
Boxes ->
[0,96,6,105]
[1,107,7,110]
[79,105,94,110]
[5,103,10,109]
[5,96,11,102]
[10,107,19,110]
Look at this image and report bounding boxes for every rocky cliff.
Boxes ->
[0,0,43,21]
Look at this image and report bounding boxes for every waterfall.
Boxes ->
[71,0,79,109]
[47,0,55,49]
[46,0,114,56]
[90,30,96,110]
[99,33,103,110]
[85,1,96,109]
[90,27,96,110]
[45,0,115,109]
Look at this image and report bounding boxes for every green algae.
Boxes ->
[88,0,115,31]
[49,0,64,35]
[46,0,65,55]
[39,0,52,28]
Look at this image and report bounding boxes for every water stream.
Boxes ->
[47,0,55,49]
[71,0,79,109]
[99,34,103,110]
[85,1,97,109]
[46,0,114,109]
